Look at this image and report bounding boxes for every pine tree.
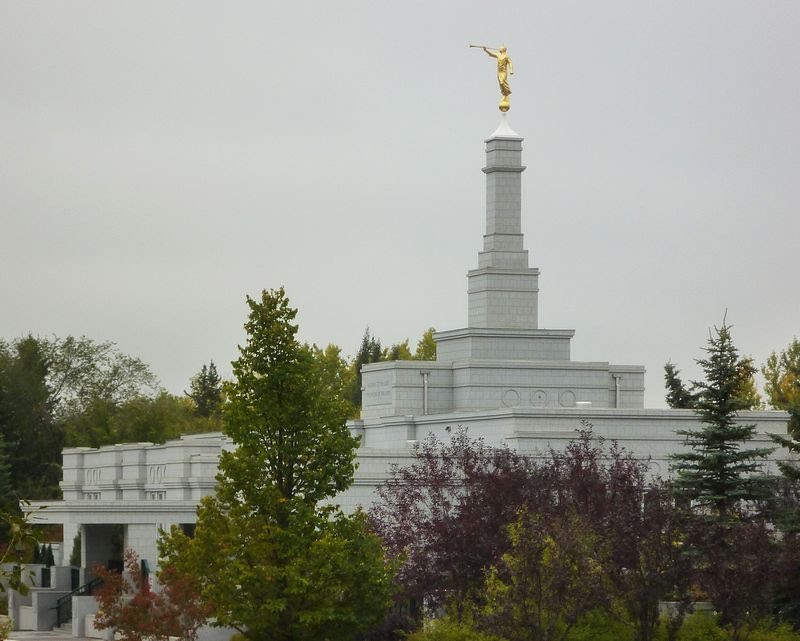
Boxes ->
[664,362,696,408]
[69,532,82,567]
[0,433,13,509]
[772,431,800,483]
[347,328,382,408]
[671,322,774,517]
[186,362,222,418]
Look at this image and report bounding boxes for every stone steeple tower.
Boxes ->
[434,117,576,365]
[357,116,646,419]
[468,117,540,329]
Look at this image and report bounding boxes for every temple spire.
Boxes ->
[467,118,540,329]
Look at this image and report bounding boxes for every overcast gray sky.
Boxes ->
[2,1,798,409]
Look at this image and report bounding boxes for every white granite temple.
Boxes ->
[359,117,643,422]
[13,116,792,637]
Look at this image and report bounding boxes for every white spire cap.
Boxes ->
[488,113,521,139]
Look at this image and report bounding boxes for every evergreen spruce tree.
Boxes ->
[347,327,382,408]
[69,532,81,567]
[0,433,13,507]
[664,362,696,408]
[186,361,222,418]
[671,321,773,517]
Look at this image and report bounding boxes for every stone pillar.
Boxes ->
[468,117,540,330]
[62,521,80,566]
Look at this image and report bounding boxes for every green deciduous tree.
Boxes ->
[161,288,393,641]
[480,509,610,641]
[44,335,159,420]
[311,344,358,419]
[764,338,800,436]
[0,505,42,596]
[1,334,165,494]
[671,321,773,517]
[65,392,215,448]
[735,356,764,410]
[384,339,413,362]
[413,328,437,361]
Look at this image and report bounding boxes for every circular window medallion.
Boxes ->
[502,389,520,407]
[559,390,576,407]
[532,389,547,407]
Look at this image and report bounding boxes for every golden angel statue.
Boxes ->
[471,44,514,112]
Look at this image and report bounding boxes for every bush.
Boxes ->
[674,611,728,641]
[745,620,800,641]
[0,615,13,641]
[406,619,502,641]
[356,607,418,641]
[568,609,633,641]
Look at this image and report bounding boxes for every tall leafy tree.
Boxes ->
[44,335,159,420]
[671,321,773,518]
[766,341,800,531]
[734,356,763,410]
[161,288,393,641]
[689,518,777,641]
[763,337,800,435]
[0,334,162,497]
[480,509,610,641]
[372,426,688,641]
[383,339,413,361]
[311,344,357,418]
[186,361,222,418]
[413,328,437,361]
[371,429,538,619]
[65,392,214,448]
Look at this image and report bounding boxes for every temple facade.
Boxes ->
[14,117,792,637]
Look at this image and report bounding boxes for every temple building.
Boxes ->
[12,115,791,637]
